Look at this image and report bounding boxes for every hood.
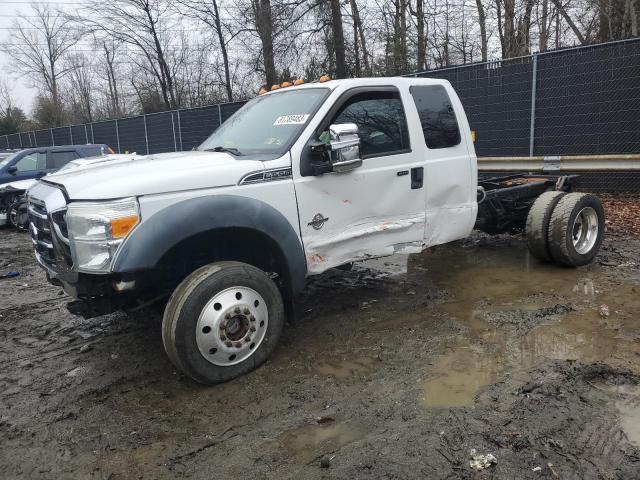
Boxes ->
[0,178,37,192]
[44,151,265,199]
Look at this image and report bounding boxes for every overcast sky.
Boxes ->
[0,0,79,113]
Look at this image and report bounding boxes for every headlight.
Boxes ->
[66,197,140,273]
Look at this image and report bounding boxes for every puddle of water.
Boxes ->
[593,383,640,448]
[314,356,376,379]
[279,421,365,463]
[414,243,640,409]
[421,348,499,408]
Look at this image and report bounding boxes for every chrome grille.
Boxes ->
[28,197,72,270]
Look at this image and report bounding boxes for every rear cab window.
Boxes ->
[410,85,461,149]
[50,151,79,169]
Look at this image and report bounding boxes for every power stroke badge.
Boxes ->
[308,213,329,230]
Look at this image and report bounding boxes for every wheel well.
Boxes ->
[154,227,293,299]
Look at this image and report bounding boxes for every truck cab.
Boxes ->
[25,78,496,383]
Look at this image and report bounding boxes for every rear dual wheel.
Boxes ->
[162,261,285,384]
[526,192,604,267]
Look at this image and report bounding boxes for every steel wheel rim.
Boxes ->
[572,206,598,254]
[196,286,268,366]
[8,207,17,226]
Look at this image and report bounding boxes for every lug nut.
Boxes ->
[250,326,256,332]
[234,342,242,348]
[225,341,232,347]
[220,335,226,341]
[234,307,241,314]
[219,324,225,330]
[245,337,251,343]
[225,313,231,319]
[250,315,256,322]
[243,308,250,315]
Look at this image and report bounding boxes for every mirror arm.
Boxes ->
[307,140,333,175]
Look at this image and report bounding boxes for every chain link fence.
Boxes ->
[413,37,640,158]
[0,101,245,154]
[1,39,639,192]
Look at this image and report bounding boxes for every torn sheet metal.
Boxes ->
[305,213,425,274]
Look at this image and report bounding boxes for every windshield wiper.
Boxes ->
[205,146,243,156]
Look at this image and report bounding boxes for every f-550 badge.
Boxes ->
[308,213,329,230]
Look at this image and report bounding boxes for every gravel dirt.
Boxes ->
[1,225,639,479]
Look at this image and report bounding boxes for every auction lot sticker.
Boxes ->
[273,114,310,125]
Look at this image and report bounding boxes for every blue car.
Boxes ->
[0,144,111,186]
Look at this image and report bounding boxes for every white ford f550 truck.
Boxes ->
[27,77,604,384]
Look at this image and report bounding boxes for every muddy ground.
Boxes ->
[1,227,639,480]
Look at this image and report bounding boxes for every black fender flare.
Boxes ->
[112,195,307,295]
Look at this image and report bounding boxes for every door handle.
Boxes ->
[410,167,423,189]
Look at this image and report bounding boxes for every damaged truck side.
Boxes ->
[27,78,604,384]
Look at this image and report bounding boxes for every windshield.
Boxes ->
[198,88,328,156]
[0,152,20,169]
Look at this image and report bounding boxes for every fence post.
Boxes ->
[143,114,150,154]
[90,123,95,144]
[50,128,55,146]
[69,125,73,144]
[218,104,222,127]
[529,53,538,157]
[177,110,183,151]
[171,111,177,152]
[84,124,89,143]
[115,119,121,153]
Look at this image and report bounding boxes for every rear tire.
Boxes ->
[526,191,565,262]
[547,193,604,267]
[162,261,285,384]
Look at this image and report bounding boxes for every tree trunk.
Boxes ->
[350,0,360,75]
[211,0,233,101]
[416,0,427,70]
[550,0,587,43]
[104,44,121,117]
[329,0,346,78]
[539,0,549,51]
[255,0,277,86]
[476,0,488,61]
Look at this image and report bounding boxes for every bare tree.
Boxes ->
[1,2,80,124]
[174,0,235,101]
[328,0,347,78]
[476,0,489,60]
[76,0,180,109]
[103,41,123,118]
[66,53,95,122]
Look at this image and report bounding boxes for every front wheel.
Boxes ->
[162,261,285,384]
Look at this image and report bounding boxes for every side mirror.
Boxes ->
[328,123,362,173]
[7,165,17,175]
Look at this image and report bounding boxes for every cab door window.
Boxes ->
[410,85,461,149]
[15,152,46,172]
[329,91,410,158]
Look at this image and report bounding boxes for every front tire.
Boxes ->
[547,193,604,267]
[162,261,285,384]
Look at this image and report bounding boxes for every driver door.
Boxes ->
[293,86,427,274]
